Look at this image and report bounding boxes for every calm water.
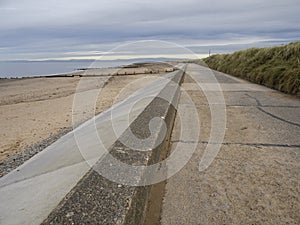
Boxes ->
[0,59,158,78]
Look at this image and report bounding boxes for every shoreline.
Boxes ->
[0,59,181,79]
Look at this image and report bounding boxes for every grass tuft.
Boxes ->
[195,42,300,95]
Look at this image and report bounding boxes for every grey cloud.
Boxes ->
[0,0,299,60]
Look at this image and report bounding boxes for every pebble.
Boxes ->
[66,212,74,218]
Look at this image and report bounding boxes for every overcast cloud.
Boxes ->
[0,0,299,60]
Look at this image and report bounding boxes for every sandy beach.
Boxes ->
[0,62,174,176]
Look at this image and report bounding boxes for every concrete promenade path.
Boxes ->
[161,63,300,224]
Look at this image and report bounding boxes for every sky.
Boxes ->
[0,0,299,61]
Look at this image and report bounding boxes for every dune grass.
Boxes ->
[195,42,300,95]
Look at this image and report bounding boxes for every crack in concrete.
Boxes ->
[226,104,300,108]
[256,107,300,127]
[171,140,300,148]
[245,93,300,127]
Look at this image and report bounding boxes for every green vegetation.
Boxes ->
[197,42,300,95]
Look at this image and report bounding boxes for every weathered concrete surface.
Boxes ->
[0,66,184,225]
[161,64,300,224]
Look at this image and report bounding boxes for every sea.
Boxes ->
[0,58,179,78]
